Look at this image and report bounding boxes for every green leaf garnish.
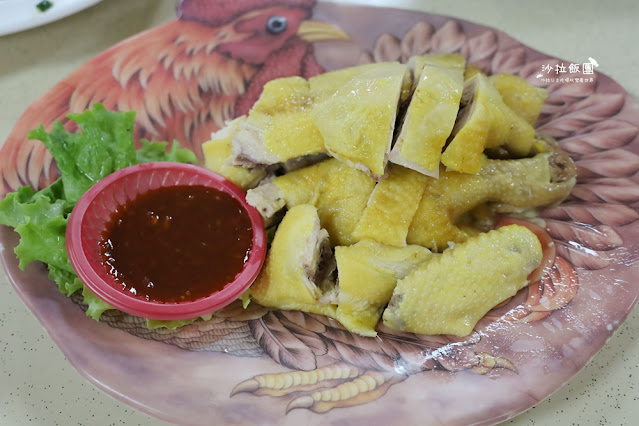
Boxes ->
[0,103,198,322]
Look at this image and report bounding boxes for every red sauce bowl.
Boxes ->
[66,162,266,320]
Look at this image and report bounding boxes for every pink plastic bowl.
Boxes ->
[66,162,266,320]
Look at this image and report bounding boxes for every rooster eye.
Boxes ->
[266,16,287,34]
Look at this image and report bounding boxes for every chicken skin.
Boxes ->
[384,225,542,336]
[407,150,576,251]
[335,239,432,337]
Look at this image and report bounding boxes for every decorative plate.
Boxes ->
[0,0,102,37]
[1,1,638,424]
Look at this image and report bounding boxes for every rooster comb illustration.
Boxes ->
[177,0,317,27]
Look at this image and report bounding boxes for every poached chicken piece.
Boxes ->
[229,62,410,179]
[202,117,267,190]
[441,73,536,174]
[250,204,337,316]
[389,54,466,177]
[335,239,433,337]
[489,73,548,126]
[406,150,576,251]
[310,62,409,179]
[246,158,375,246]
[384,225,542,336]
[202,56,577,338]
[352,164,429,247]
[231,77,326,167]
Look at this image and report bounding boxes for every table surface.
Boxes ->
[1,1,637,425]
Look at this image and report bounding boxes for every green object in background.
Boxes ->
[0,103,198,322]
[36,1,54,12]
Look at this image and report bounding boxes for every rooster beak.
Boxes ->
[297,20,350,42]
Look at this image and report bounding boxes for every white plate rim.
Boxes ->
[0,0,102,37]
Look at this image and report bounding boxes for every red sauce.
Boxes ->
[99,185,253,303]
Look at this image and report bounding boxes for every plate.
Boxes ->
[1,1,639,425]
[0,0,102,37]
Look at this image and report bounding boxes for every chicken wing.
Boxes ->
[383,224,542,336]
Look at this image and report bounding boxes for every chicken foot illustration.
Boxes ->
[231,352,515,414]
[232,364,404,413]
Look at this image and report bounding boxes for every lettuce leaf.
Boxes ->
[239,289,251,309]
[48,265,84,296]
[0,103,198,322]
[29,104,138,205]
[136,139,198,164]
[0,181,73,272]
[145,313,213,330]
[82,286,115,321]
[0,179,67,227]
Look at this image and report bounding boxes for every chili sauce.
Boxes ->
[99,185,253,303]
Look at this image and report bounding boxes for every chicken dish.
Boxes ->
[203,54,577,337]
